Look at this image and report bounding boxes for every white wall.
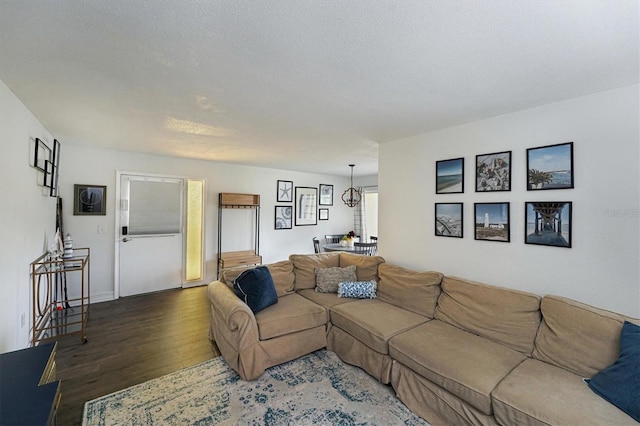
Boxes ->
[1,75,358,351]
[380,85,640,318]
[59,145,354,302]
[0,80,57,352]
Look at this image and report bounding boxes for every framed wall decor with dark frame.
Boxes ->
[274,206,292,230]
[73,184,107,215]
[525,201,572,248]
[435,203,463,238]
[436,157,464,194]
[43,160,55,189]
[277,180,293,202]
[476,151,511,192]
[49,139,61,197]
[319,208,329,221]
[526,142,574,190]
[319,184,333,206]
[33,138,51,172]
[294,186,317,226]
[474,202,510,242]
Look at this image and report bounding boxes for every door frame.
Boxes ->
[114,170,192,299]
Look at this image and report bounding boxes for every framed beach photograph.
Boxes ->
[274,206,292,230]
[525,201,572,248]
[319,184,333,205]
[527,142,574,190]
[277,180,293,202]
[294,186,317,226]
[319,208,329,221]
[436,158,464,194]
[476,151,511,192]
[74,184,107,215]
[474,202,510,242]
[435,203,463,238]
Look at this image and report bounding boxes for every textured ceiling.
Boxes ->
[0,1,638,176]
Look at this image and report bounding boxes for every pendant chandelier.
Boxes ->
[342,164,362,208]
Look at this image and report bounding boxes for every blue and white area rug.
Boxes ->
[82,350,429,425]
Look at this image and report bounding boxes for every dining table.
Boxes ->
[322,243,358,252]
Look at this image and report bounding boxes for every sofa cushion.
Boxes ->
[533,295,637,378]
[339,252,385,282]
[290,253,340,290]
[254,293,327,340]
[586,321,640,422]
[296,289,357,310]
[330,299,428,354]
[377,263,443,317]
[232,266,278,313]
[221,260,295,297]
[314,264,357,293]
[389,320,526,415]
[492,358,638,425]
[434,276,541,354]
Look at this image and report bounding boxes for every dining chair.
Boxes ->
[324,234,343,244]
[353,242,377,256]
[313,237,321,254]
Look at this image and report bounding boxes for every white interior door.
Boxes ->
[118,174,184,297]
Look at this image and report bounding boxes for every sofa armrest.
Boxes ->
[207,280,259,351]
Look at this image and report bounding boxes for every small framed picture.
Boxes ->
[33,138,51,172]
[435,203,463,238]
[319,208,329,220]
[525,201,572,248]
[277,180,293,202]
[319,184,333,206]
[274,206,292,230]
[474,202,510,242]
[436,158,464,194]
[295,187,318,226]
[527,142,574,190]
[43,160,55,188]
[74,184,107,215]
[476,151,511,192]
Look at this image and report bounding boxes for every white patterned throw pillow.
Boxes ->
[338,280,377,299]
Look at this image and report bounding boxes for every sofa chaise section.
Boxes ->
[492,295,640,425]
[389,276,541,425]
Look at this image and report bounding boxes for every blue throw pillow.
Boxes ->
[338,280,377,299]
[586,321,640,422]
[233,266,278,313]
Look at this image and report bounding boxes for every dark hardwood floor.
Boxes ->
[54,285,220,426]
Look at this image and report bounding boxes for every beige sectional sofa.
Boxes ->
[207,252,639,425]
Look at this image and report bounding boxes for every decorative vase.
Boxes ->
[63,233,74,259]
[347,238,354,247]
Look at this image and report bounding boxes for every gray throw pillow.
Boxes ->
[314,265,357,293]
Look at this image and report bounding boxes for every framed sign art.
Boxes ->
[294,187,317,226]
[74,184,107,215]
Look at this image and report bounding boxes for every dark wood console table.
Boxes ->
[0,342,60,425]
